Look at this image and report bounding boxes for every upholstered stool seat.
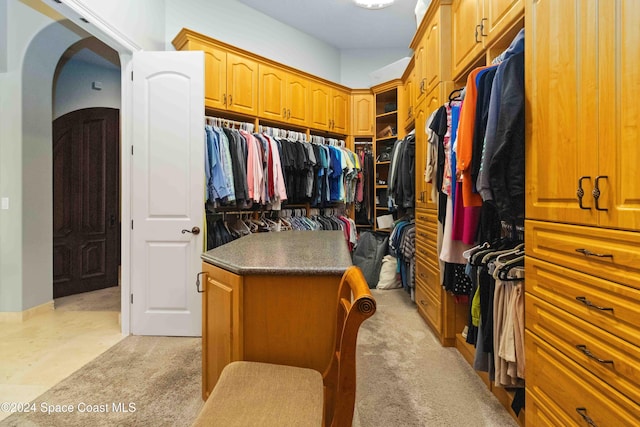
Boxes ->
[192,266,376,427]
[192,361,323,427]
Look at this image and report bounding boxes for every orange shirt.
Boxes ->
[456,66,491,208]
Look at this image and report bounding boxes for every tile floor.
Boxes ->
[0,309,124,421]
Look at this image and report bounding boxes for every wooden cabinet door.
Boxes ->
[482,0,524,46]
[331,88,350,134]
[525,0,598,225]
[414,99,428,209]
[310,82,331,131]
[403,68,415,129]
[258,64,286,122]
[423,84,444,210]
[352,93,374,136]
[424,11,441,95]
[201,263,242,399]
[414,38,426,101]
[227,53,258,116]
[452,0,484,79]
[597,0,640,231]
[192,41,226,110]
[286,72,310,127]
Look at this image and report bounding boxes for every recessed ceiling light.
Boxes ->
[353,0,395,10]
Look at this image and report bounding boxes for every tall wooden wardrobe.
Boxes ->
[524,0,640,425]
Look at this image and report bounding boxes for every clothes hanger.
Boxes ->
[448,88,463,102]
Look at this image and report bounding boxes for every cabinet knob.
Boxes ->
[223,93,227,105]
[228,94,233,105]
[283,108,287,117]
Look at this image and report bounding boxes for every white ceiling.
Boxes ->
[236,0,419,50]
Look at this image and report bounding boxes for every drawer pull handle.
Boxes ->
[195,272,206,293]
[577,176,591,210]
[420,273,426,278]
[575,296,614,312]
[576,408,598,427]
[592,175,608,211]
[420,300,427,306]
[575,248,613,258]
[419,232,427,237]
[575,344,614,365]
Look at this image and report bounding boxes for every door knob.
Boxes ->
[181,226,201,235]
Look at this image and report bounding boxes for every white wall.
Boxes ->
[340,47,412,88]
[53,51,120,120]
[164,0,342,83]
[72,0,165,51]
[0,0,7,72]
[0,0,88,312]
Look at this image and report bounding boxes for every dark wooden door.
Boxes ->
[53,108,120,298]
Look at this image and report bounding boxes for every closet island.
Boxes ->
[199,230,352,399]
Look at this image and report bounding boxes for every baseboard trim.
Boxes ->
[0,301,55,322]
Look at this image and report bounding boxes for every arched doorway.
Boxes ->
[51,37,121,303]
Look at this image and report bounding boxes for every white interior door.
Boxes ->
[131,51,204,336]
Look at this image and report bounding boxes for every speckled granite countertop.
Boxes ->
[201,231,352,275]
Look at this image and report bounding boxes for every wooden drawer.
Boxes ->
[525,331,640,427]
[525,257,640,348]
[416,280,441,333]
[416,259,441,301]
[416,210,438,234]
[526,220,640,289]
[526,293,640,405]
[525,390,569,427]
[416,239,439,271]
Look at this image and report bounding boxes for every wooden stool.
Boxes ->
[192,266,376,427]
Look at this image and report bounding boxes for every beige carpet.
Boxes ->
[353,289,518,426]
[55,285,120,312]
[3,289,518,427]
[1,336,203,427]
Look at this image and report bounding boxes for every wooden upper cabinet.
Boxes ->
[525,0,598,226]
[414,37,426,101]
[452,0,484,79]
[482,0,524,46]
[258,64,286,122]
[597,0,640,230]
[310,82,331,130]
[331,88,350,134]
[414,100,428,209]
[424,11,442,95]
[525,0,640,230]
[352,92,374,136]
[226,53,258,116]
[286,73,310,127]
[258,66,309,126]
[311,83,349,134]
[403,64,415,129]
[191,40,227,110]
